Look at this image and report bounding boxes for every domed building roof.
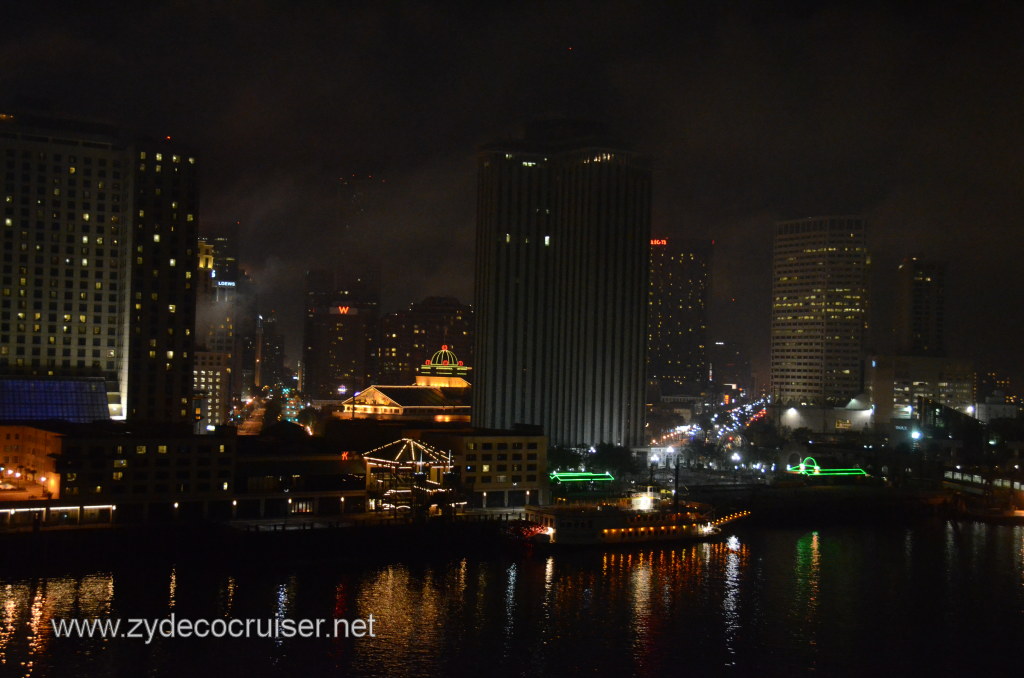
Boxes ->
[416,344,471,385]
[427,345,463,368]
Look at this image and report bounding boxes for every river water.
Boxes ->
[0,519,1021,677]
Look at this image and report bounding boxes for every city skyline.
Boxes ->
[2,2,1022,390]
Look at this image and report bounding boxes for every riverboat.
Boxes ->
[520,492,750,546]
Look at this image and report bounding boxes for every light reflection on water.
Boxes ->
[0,523,1020,676]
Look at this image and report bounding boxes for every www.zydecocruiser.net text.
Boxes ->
[50,614,378,644]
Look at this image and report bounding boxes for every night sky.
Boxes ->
[4,1,1022,389]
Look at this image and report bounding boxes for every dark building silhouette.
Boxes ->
[474,120,650,448]
[255,311,286,390]
[895,257,946,356]
[648,238,711,393]
[127,137,199,422]
[302,269,379,400]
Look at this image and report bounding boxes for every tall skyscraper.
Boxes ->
[378,296,473,384]
[648,237,711,393]
[0,115,129,416]
[475,121,650,448]
[0,113,198,422]
[302,269,379,400]
[254,311,286,390]
[895,257,946,356]
[127,138,198,422]
[770,216,869,406]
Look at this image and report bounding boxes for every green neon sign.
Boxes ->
[549,471,615,483]
[786,457,868,477]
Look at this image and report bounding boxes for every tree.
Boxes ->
[746,421,784,449]
[790,427,813,444]
[547,446,583,471]
[297,407,320,431]
[587,443,638,477]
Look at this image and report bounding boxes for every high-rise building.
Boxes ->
[475,120,650,448]
[378,296,473,384]
[648,238,711,393]
[0,115,129,417]
[895,257,946,356]
[302,269,379,400]
[770,216,869,406]
[1,113,198,423]
[127,138,198,422]
[196,233,255,406]
[254,311,285,390]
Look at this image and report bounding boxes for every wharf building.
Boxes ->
[0,421,367,527]
[340,345,471,423]
[474,120,650,449]
[419,428,548,508]
[0,113,198,423]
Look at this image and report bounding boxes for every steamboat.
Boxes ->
[519,490,749,547]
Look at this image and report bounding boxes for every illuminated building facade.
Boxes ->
[648,238,711,392]
[194,349,231,426]
[302,269,379,400]
[378,296,473,384]
[867,354,974,425]
[770,216,869,406]
[0,115,130,417]
[475,121,650,448]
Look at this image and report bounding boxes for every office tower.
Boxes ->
[475,120,650,448]
[302,269,379,399]
[254,311,285,390]
[895,257,946,356]
[1,113,198,422]
[648,238,711,393]
[196,233,255,404]
[127,139,198,422]
[378,296,473,384]
[770,216,869,406]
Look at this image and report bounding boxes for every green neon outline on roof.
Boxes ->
[549,471,616,483]
[785,457,868,477]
